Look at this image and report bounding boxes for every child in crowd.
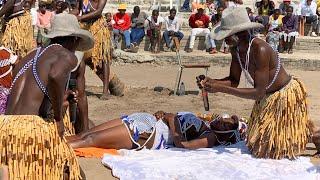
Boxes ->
[266,9,283,51]
[279,6,298,54]
[104,12,116,48]
[147,9,164,53]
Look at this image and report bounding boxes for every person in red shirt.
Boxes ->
[186,5,217,54]
[113,4,132,51]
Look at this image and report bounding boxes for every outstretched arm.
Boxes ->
[202,42,270,100]
[77,0,107,22]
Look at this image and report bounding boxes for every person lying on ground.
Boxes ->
[67,112,247,150]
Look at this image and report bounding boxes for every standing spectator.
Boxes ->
[256,0,275,31]
[186,4,217,54]
[279,6,299,54]
[266,9,283,51]
[113,4,132,50]
[299,0,319,37]
[104,12,116,48]
[163,8,184,52]
[130,6,147,52]
[36,1,54,47]
[146,9,164,53]
[279,0,298,15]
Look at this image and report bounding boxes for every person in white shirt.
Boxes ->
[163,9,184,52]
[146,9,164,53]
[299,0,319,36]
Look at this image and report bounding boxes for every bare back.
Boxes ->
[5,46,77,119]
[237,38,291,93]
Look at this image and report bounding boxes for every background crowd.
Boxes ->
[17,0,320,56]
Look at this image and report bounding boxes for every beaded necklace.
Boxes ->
[237,38,281,90]
[9,44,62,100]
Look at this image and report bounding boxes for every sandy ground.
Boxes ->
[79,63,320,180]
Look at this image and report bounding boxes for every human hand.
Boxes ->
[168,31,174,36]
[196,76,220,93]
[76,16,82,21]
[63,90,78,107]
[154,111,165,120]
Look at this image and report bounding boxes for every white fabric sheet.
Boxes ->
[102,142,320,180]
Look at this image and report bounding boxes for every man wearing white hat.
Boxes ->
[1,13,94,179]
[198,7,319,159]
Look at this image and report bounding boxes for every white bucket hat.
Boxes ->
[211,7,263,40]
[42,13,94,51]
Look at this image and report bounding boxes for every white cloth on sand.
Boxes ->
[102,142,320,180]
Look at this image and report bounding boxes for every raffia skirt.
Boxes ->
[0,115,81,179]
[247,77,312,159]
[81,17,112,72]
[1,12,34,57]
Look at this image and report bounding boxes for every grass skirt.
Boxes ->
[1,12,34,57]
[0,115,81,179]
[247,77,312,159]
[81,17,112,72]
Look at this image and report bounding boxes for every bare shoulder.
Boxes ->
[252,38,271,53]
[47,46,77,71]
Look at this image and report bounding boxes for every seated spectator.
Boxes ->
[104,12,116,48]
[186,4,217,54]
[299,0,319,37]
[211,6,228,53]
[205,0,217,16]
[279,6,299,54]
[256,0,275,32]
[36,1,54,47]
[279,0,298,15]
[130,6,147,53]
[113,4,131,50]
[266,9,283,51]
[146,9,164,53]
[163,8,184,52]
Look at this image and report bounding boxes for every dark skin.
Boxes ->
[149,11,162,53]
[67,111,239,150]
[70,60,89,133]
[167,10,177,36]
[198,30,320,156]
[266,10,281,41]
[0,0,34,20]
[74,0,111,99]
[5,37,80,137]
[53,5,89,133]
